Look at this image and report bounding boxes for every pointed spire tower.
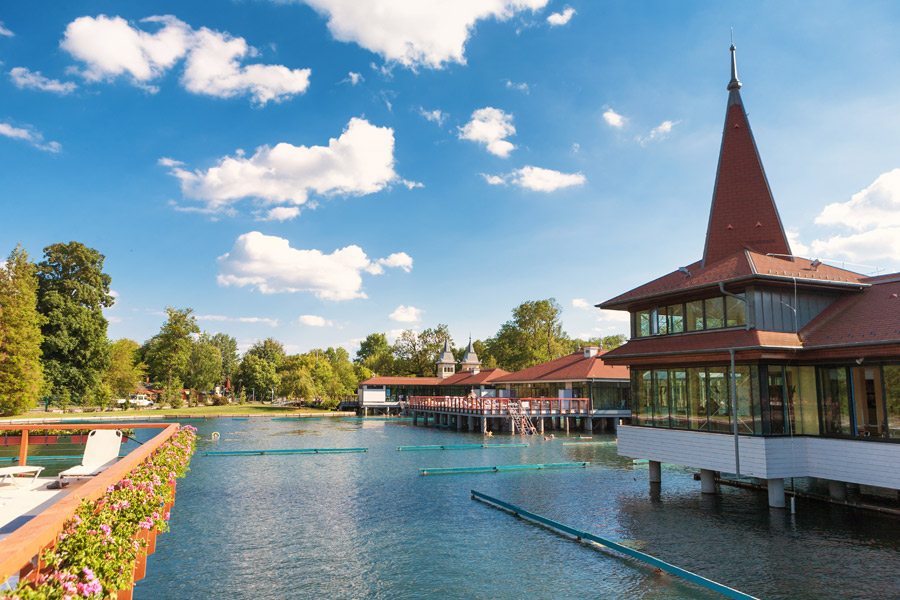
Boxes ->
[701,42,791,267]
[460,336,481,372]
[436,338,456,379]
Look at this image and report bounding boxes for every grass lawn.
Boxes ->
[1,404,344,420]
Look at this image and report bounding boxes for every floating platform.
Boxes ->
[419,462,589,476]
[203,447,367,456]
[397,443,528,452]
[471,490,759,600]
[562,442,617,446]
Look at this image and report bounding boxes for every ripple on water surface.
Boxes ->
[134,419,900,600]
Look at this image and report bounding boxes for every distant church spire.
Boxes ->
[701,42,792,267]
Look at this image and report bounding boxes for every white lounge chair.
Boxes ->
[52,430,123,488]
[0,465,45,488]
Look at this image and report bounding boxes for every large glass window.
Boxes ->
[656,307,668,336]
[851,366,885,437]
[686,301,705,332]
[885,364,900,439]
[786,366,819,435]
[688,367,708,431]
[669,369,688,429]
[654,369,670,427]
[707,366,731,432]
[634,309,652,338]
[667,304,684,334]
[704,297,725,329]
[820,367,852,436]
[734,365,760,434]
[634,370,654,426]
[725,295,747,327]
[767,366,786,435]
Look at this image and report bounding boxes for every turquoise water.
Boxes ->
[132,419,900,599]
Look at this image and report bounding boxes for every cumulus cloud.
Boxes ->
[459,107,516,157]
[343,71,363,85]
[505,79,529,93]
[299,314,333,327]
[811,169,900,262]
[485,165,585,192]
[0,22,14,37]
[572,298,591,309]
[602,108,626,129]
[195,314,280,327]
[785,228,811,258]
[297,0,548,69]
[9,67,77,94]
[157,156,184,167]
[262,207,301,221]
[61,15,310,104]
[638,120,678,144]
[167,117,413,217]
[217,231,412,301]
[389,305,423,322]
[0,122,62,153]
[419,107,447,126]
[547,7,576,25]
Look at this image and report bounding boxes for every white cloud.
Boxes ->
[572,298,590,309]
[486,165,585,192]
[157,156,184,167]
[345,71,363,85]
[263,206,301,221]
[602,108,626,129]
[217,231,412,301]
[167,117,412,215]
[810,169,900,263]
[638,120,678,144]
[0,22,14,37]
[785,228,811,258]
[386,328,406,343]
[299,314,333,327]
[61,15,310,104]
[195,314,280,327]
[419,107,447,126]
[298,0,549,69]
[546,7,576,26]
[459,107,516,157]
[505,79,529,93]
[9,67,77,94]
[0,122,62,153]
[377,252,414,272]
[389,304,423,322]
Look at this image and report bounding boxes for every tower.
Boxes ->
[460,336,480,372]
[436,339,456,379]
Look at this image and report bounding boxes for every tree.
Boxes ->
[185,340,222,404]
[486,299,569,372]
[105,338,146,398]
[36,242,113,403]
[145,307,199,404]
[355,332,396,375]
[392,324,452,376]
[600,334,628,350]
[277,355,317,402]
[237,353,278,402]
[246,337,285,369]
[208,333,238,386]
[0,246,45,416]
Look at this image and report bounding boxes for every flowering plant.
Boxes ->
[2,426,196,600]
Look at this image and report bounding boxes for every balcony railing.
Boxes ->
[409,396,591,415]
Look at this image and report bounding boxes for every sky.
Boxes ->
[3,1,900,356]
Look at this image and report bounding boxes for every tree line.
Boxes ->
[0,243,627,416]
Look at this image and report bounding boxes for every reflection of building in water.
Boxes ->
[599,44,900,508]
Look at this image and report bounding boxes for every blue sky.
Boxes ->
[3,1,900,355]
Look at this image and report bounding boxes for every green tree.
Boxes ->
[486,299,569,372]
[246,337,285,369]
[600,334,628,350]
[392,324,452,376]
[185,339,222,404]
[145,307,199,404]
[208,333,238,386]
[105,338,146,398]
[237,353,278,402]
[277,355,317,402]
[355,332,396,375]
[0,246,45,416]
[36,242,114,403]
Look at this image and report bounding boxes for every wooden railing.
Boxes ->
[0,423,181,593]
[408,396,591,415]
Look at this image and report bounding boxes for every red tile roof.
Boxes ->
[800,279,900,348]
[494,350,629,383]
[438,368,510,386]
[602,329,802,363]
[358,376,443,386]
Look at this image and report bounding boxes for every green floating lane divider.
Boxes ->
[471,490,758,600]
[231,417,249,421]
[562,442,618,446]
[271,417,323,421]
[398,443,528,452]
[203,447,367,456]
[420,462,588,476]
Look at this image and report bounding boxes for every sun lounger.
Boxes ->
[52,430,123,488]
[0,465,45,488]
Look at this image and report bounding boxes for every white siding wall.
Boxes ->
[618,425,900,489]
[360,389,386,405]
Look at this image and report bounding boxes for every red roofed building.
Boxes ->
[599,45,900,508]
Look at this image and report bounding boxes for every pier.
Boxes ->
[408,396,622,435]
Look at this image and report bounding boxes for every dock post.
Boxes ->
[767,478,786,508]
[364,407,368,417]
[829,480,847,501]
[539,418,545,434]
[457,415,465,430]
[468,416,474,431]
[481,417,488,435]
[649,460,662,484]
[583,417,593,432]
[565,417,570,434]
[700,469,716,494]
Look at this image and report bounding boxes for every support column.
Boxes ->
[767,478,786,508]
[457,415,465,430]
[829,480,847,502]
[412,412,418,426]
[700,469,716,494]
[583,417,593,432]
[481,417,488,435]
[364,407,368,417]
[649,460,662,484]
[565,416,570,434]
[467,416,474,431]
[538,418,545,434]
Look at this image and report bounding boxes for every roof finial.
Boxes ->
[728,31,742,91]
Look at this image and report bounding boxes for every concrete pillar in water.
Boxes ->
[649,460,662,484]
[829,480,847,502]
[457,415,465,430]
[481,417,488,435]
[468,416,475,431]
[565,416,570,434]
[700,469,716,494]
[767,478,786,508]
[539,418,545,434]
[412,412,418,426]
[584,417,593,432]
[364,407,368,417]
